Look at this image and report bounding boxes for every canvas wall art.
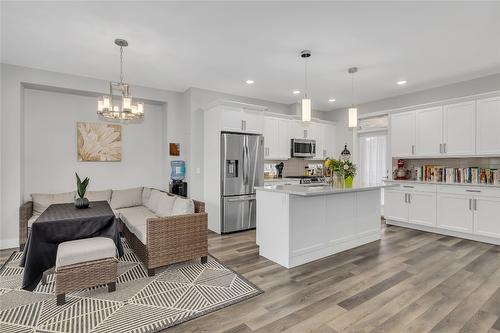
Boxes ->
[77,122,122,161]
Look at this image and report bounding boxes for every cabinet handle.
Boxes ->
[439,143,442,154]
[408,193,411,204]
[404,193,407,203]
[411,145,415,155]
[466,189,481,193]
[403,185,414,189]
[474,198,477,211]
[444,143,447,154]
[469,198,472,211]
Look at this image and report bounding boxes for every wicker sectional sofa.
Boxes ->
[19,187,208,276]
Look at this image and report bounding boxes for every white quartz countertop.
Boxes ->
[384,179,500,188]
[263,177,301,183]
[255,182,397,197]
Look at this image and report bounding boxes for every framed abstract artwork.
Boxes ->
[77,122,122,161]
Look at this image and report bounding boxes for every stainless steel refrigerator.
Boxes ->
[221,132,264,233]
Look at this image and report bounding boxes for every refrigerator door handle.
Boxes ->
[247,199,254,229]
[244,138,250,185]
[226,195,256,202]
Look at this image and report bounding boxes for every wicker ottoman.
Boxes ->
[55,237,118,305]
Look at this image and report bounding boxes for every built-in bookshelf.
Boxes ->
[392,157,500,185]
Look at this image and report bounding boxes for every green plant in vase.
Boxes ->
[324,158,344,187]
[75,173,90,208]
[340,160,357,188]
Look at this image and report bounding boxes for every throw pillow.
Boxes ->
[155,193,177,217]
[171,197,195,216]
[110,187,143,209]
[145,189,163,212]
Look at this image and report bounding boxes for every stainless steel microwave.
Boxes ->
[291,139,316,158]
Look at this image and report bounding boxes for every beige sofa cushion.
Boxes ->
[86,189,112,202]
[155,193,176,217]
[110,187,143,209]
[31,191,75,216]
[142,187,152,205]
[145,189,162,212]
[119,206,158,244]
[171,197,195,216]
[56,237,117,269]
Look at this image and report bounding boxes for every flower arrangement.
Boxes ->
[324,158,357,187]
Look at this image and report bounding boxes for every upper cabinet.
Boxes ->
[443,101,476,156]
[390,96,500,158]
[476,97,500,155]
[219,105,265,134]
[390,111,416,157]
[415,106,442,156]
[263,117,291,160]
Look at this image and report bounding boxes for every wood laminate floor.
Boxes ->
[2,223,500,333]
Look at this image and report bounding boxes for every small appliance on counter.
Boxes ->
[275,162,284,178]
[170,160,188,197]
[393,159,411,180]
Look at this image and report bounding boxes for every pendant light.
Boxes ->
[300,50,312,122]
[97,39,144,121]
[348,67,358,128]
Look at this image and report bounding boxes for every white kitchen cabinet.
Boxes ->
[242,109,264,134]
[437,193,473,233]
[408,191,436,226]
[476,97,500,155]
[312,122,325,160]
[474,196,500,238]
[443,101,476,156]
[384,188,408,222]
[220,107,264,134]
[292,120,311,139]
[390,112,416,157]
[415,106,443,156]
[324,124,336,158]
[263,117,279,159]
[278,118,291,159]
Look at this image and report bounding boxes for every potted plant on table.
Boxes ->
[341,160,357,188]
[75,173,90,208]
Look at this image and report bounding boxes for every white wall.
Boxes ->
[325,73,500,158]
[1,64,187,248]
[23,89,165,200]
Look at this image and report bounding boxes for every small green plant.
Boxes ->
[76,173,90,199]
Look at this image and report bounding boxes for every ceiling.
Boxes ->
[1,1,499,111]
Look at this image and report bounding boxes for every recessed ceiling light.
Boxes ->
[397,80,407,85]
[328,98,336,102]
[245,79,254,85]
[293,90,301,95]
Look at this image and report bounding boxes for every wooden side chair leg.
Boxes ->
[57,294,65,306]
[147,268,155,277]
[201,256,208,264]
[108,282,116,292]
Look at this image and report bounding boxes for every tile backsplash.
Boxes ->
[265,159,324,177]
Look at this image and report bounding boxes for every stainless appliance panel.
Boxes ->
[222,195,256,233]
[291,138,316,158]
[221,133,245,196]
[245,134,264,193]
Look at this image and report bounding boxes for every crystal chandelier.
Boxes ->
[97,39,144,121]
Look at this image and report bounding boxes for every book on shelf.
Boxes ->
[414,165,499,185]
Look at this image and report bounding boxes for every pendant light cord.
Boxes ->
[119,46,124,84]
[304,57,308,99]
[351,72,354,108]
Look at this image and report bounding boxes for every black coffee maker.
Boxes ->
[275,162,284,178]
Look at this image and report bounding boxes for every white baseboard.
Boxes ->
[386,220,500,246]
[0,238,19,250]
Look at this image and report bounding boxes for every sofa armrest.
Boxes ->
[19,201,33,248]
[146,212,208,266]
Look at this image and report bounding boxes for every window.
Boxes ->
[358,132,387,211]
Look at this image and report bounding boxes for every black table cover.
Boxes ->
[20,201,123,291]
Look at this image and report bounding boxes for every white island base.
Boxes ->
[256,185,388,268]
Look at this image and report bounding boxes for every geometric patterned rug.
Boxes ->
[0,238,262,333]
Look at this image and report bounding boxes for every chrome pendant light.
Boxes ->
[97,39,144,121]
[348,67,358,128]
[300,50,312,122]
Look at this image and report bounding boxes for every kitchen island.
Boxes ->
[255,182,396,268]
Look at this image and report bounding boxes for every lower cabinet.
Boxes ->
[436,193,473,233]
[385,183,500,245]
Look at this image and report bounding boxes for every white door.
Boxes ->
[242,109,264,134]
[221,107,244,132]
[415,106,443,156]
[476,97,500,155]
[263,117,278,159]
[437,193,473,233]
[390,112,415,157]
[324,124,336,158]
[384,189,408,222]
[278,118,291,159]
[408,191,436,226]
[474,196,500,238]
[359,132,387,184]
[443,101,476,156]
